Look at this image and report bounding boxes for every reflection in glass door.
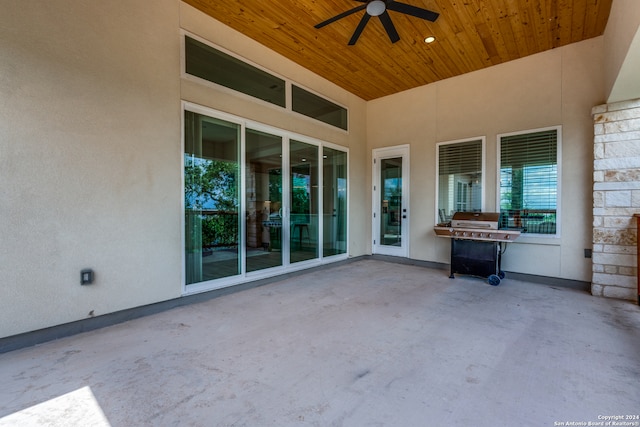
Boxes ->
[290,140,319,263]
[184,111,240,285]
[323,147,347,257]
[380,157,403,247]
[184,106,349,291]
[245,129,283,272]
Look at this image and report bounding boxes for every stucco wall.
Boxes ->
[367,37,605,282]
[0,0,182,338]
[0,1,368,338]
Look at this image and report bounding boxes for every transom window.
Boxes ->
[498,127,560,235]
[185,35,286,107]
[291,85,348,130]
[183,34,348,131]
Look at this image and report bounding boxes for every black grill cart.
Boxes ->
[434,212,521,286]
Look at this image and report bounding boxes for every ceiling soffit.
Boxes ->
[183,0,612,101]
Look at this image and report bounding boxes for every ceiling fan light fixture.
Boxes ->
[366,0,386,17]
[315,0,439,45]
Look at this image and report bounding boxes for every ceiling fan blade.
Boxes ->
[378,11,400,43]
[348,13,372,45]
[315,4,367,29]
[387,1,439,21]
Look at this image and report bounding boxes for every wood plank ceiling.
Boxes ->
[182,0,613,101]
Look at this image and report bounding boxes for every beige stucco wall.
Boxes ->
[367,37,605,281]
[0,0,182,338]
[0,1,368,338]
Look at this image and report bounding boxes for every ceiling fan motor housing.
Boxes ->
[366,1,386,16]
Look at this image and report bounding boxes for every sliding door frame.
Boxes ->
[181,101,349,295]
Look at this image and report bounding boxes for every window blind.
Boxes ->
[499,129,558,234]
[437,139,483,222]
[438,140,482,176]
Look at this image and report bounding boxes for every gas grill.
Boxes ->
[434,212,521,285]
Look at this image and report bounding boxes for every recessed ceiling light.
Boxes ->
[424,36,436,44]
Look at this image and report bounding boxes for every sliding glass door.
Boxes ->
[245,129,283,272]
[184,111,240,284]
[323,147,347,257]
[184,106,348,291]
[290,140,319,263]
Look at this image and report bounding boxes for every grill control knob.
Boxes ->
[488,233,492,238]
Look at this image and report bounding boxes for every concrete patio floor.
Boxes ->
[1,259,639,426]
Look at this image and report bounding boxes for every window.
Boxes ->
[185,35,286,107]
[183,34,349,131]
[436,138,484,223]
[499,127,559,235]
[292,85,348,130]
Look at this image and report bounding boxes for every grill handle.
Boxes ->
[453,221,493,229]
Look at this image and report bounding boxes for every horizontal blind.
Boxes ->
[438,140,483,221]
[500,129,558,233]
[438,140,482,175]
[500,130,557,169]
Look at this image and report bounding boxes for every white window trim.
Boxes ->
[435,136,486,225]
[496,125,562,240]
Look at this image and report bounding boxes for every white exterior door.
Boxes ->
[372,145,410,257]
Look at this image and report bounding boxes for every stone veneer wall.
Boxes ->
[592,98,640,301]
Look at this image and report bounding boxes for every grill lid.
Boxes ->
[435,211,519,242]
[451,212,500,230]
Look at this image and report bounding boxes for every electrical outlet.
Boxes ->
[81,269,94,285]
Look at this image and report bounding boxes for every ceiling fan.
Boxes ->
[315,0,439,45]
